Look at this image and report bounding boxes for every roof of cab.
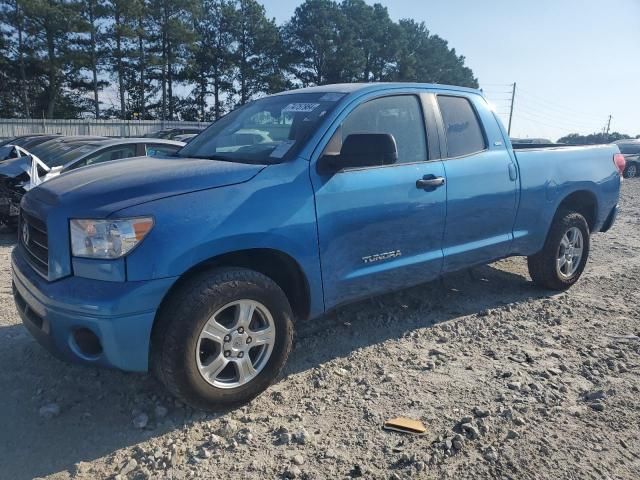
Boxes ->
[274,82,482,96]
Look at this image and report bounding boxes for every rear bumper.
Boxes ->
[600,204,618,233]
[12,248,177,372]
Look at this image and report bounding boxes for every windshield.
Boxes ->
[179,92,344,164]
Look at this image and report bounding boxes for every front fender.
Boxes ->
[117,158,325,318]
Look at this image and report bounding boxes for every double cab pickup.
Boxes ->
[12,83,624,409]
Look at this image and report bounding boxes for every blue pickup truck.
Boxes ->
[12,83,624,409]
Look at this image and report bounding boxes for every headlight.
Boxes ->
[70,217,154,259]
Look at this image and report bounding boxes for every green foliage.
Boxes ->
[557,132,633,145]
[0,0,479,119]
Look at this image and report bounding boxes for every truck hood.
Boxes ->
[27,156,266,216]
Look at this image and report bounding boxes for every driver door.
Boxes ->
[311,94,447,309]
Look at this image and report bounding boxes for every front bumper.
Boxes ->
[12,248,177,372]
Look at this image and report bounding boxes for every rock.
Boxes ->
[120,459,138,475]
[154,405,169,418]
[39,403,60,419]
[589,402,605,412]
[513,416,526,426]
[460,415,473,424]
[335,368,349,377]
[278,432,293,445]
[507,382,521,391]
[294,428,313,445]
[461,423,480,440]
[506,429,520,440]
[547,367,562,376]
[292,454,304,466]
[473,406,490,418]
[483,446,498,462]
[584,390,606,401]
[283,465,302,478]
[132,413,149,429]
[324,448,338,459]
[425,361,436,370]
[217,420,238,438]
[452,434,464,451]
[349,465,364,477]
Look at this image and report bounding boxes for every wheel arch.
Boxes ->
[155,248,312,325]
[554,189,598,232]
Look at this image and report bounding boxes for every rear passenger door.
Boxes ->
[435,94,518,272]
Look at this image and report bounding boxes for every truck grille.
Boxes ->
[20,210,49,276]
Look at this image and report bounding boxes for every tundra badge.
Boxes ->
[362,250,402,264]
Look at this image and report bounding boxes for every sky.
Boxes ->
[261,0,640,141]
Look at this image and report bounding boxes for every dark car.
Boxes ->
[0,134,62,161]
[0,133,59,148]
[613,140,640,178]
[144,127,206,140]
[0,137,184,228]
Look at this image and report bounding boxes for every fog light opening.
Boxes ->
[72,328,103,357]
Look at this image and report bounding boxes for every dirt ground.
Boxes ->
[0,181,638,480]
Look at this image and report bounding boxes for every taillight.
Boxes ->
[613,153,626,176]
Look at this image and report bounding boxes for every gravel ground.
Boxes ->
[1,181,639,480]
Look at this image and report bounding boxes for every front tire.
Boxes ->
[527,210,590,290]
[152,268,294,411]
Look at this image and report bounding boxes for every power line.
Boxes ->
[514,105,602,130]
[515,113,600,134]
[515,87,604,120]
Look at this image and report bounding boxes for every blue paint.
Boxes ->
[12,83,622,373]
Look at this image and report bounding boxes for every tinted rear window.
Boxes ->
[437,95,486,158]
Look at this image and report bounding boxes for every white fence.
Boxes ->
[0,119,210,139]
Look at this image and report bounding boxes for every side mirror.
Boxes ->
[317,133,398,175]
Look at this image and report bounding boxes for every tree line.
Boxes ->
[557,132,640,145]
[0,0,478,121]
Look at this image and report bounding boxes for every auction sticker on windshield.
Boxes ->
[282,103,320,113]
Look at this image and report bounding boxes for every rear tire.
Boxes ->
[152,268,294,411]
[527,210,590,290]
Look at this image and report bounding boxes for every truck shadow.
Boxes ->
[0,231,17,246]
[0,258,554,480]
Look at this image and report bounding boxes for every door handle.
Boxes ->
[416,175,446,190]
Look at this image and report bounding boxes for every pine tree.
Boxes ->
[231,0,284,104]
[74,0,110,118]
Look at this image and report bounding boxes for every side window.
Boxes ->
[338,95,427,164]
[437,95,486,158]
[70,145,138,170]
[146,144,180,157]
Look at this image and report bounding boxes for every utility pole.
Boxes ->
[605,115,612,136]
[507,82,517,136]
